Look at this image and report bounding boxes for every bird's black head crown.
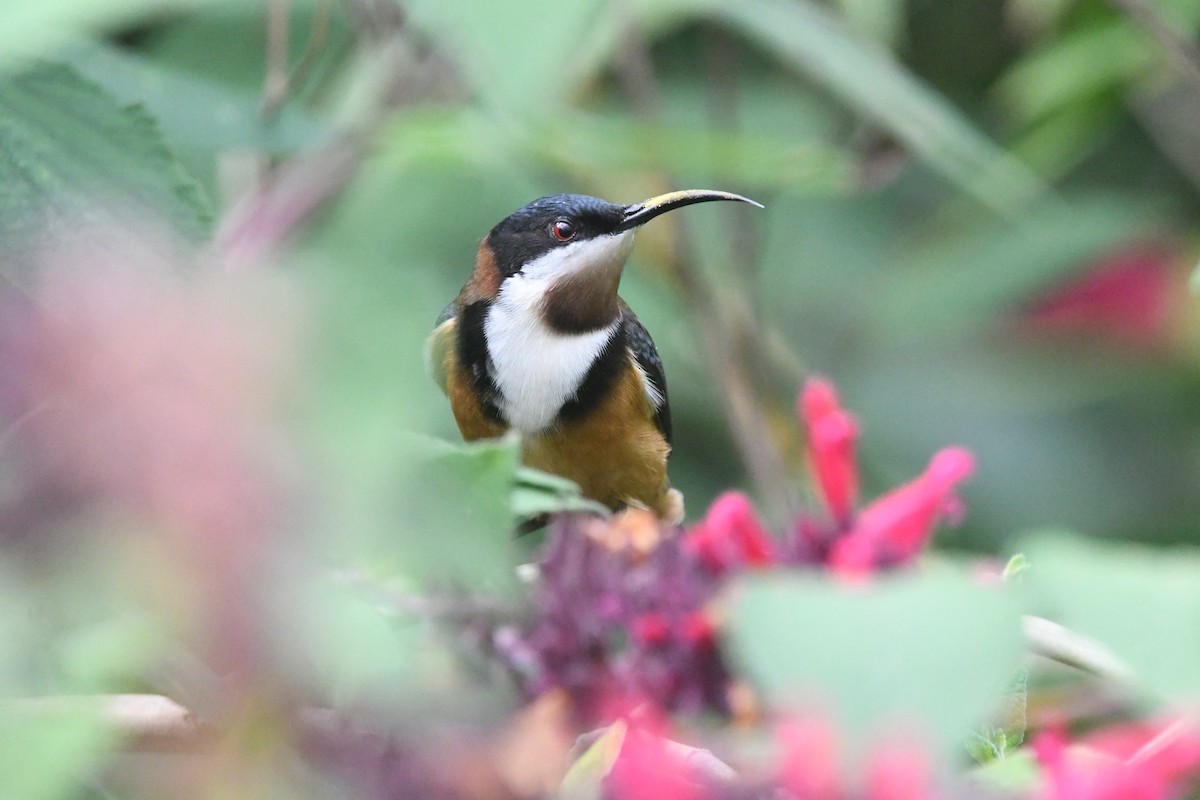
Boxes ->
[486,194,626,278]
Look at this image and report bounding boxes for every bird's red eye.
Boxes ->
[551,219,576,242]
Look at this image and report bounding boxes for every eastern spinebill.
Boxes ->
[427,190,762,523]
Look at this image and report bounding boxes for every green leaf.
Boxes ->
[1002,554,1030,583]
[967,668,1027,763]
[512,466,611,520]
[995,22,1147,127]
[537,111,852,194]
[621,0,1043,211]
[970,749,1041,794]
[965,728,1004,763]
[401,0,606,112]
[393,436,524,591]
[833,0,905,45]
[1022,532,1200,700]
[0,0,227,74]
[728,568,1024,758]
[560,721,627,800]
[876,193,1153,338]
[63,41,329,154]
[0,60,211,269]
[271,574,422,709]
[0,702,116,800]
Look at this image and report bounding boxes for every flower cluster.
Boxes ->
[492,513,729,722]
[688,377,975,577]
[491,377,975,722]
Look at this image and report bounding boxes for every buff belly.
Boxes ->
[445,346,674,518]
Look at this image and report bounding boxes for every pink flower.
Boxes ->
[829,448,975,576]
[690,377,976,578]
[1025,245,1183,348]
[865,742,936,800]
[777,719,842,800]
[1033,720,1200,800]
[776,719,939,800]
[606,723,707,800]
[685,492,776,574]
[800,378,860,525]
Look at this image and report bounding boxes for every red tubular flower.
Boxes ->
[829,448,975,575]
[1025,245,1182,348]
[685,492,776,574]
[800,377,860,526]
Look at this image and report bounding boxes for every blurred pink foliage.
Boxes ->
[0,225,298,685]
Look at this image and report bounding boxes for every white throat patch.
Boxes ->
[483,233,631,434]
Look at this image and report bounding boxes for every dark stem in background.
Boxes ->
[221,2,457,263]
[613,10,798,524]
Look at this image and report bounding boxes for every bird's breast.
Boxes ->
[483,276,619,434]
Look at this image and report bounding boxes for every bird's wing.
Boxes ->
[424,301,458,395]
[621,303,672,445]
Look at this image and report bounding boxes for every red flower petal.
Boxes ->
[800,378,860,525]
[685,492,776,573]
[831,448,975,573]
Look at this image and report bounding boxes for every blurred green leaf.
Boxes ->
[996,22,1147,127]
[54,615,167,692]
[1007,101,1120,178]
[63,41,330,153]
[0,560,119,800]
[283,575,420,708]
[539,111,851,194]
[728,568,1023,757]
[686,0,1043,210]
[877,194,1153,338]
[1023,532,1200,700]
[0,0,227,73]
[401,0,606,112]
[833,0,905,46]
[0,703,115,800]
[513,467,611,520]
[0,60,210,267]
[377,435,522,591]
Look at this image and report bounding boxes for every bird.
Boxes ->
[427,189,762,523]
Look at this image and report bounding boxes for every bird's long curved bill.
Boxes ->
[617,189,763,232]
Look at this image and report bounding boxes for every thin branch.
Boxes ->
[1021,615,1134,682]
[261,0,336,121]
[8,695,213,753]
